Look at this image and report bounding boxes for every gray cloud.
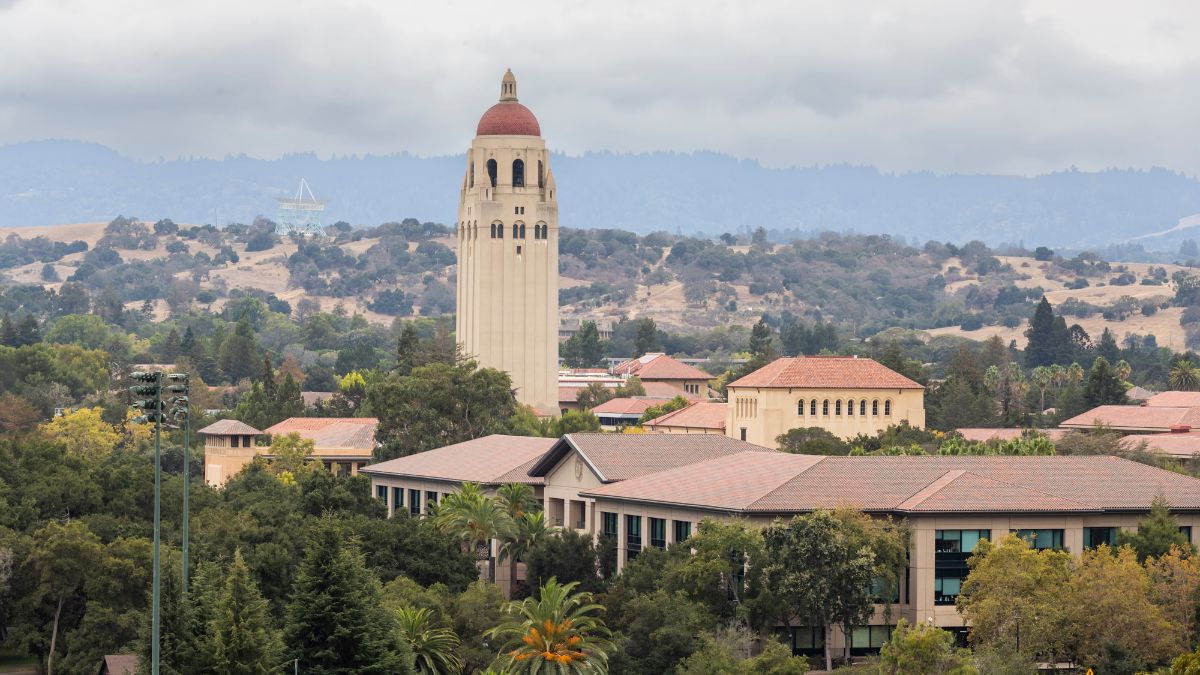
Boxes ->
[0,0,1197,175]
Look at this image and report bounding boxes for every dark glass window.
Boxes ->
[626,515,642,562]
[823,399,829,415]
[884,400,892,416]
[797,400,805,415]
[850,626,893,655]
[872,400,879,415]
[1083,527,1118,549]
[650,518,667,549]
[1012,529,1064,550]
[790,627,824,655]
[425,491,438,513]
[376,485,387,501]
[409,489,421,516]
[740,428,747,441]
[847,399,855,416]
[512,159,525,187]
[1181,526,1193,544]
[935,530,989,605]
[538,160,544,187]
[835,400,842,415]
[487,159,497,187]
[600,511,619,533]
[810,400,818,416]
[674,520,691,543]
[392,487,403,510]
[860,400,867,415]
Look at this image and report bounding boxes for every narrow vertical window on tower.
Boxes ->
[490,223,496,238]
[469,161,474,188]
[538,160,545,188]
[519,223,526,239]
[487,159,498,187]
[513,159,525,187]
[512,223,519,238]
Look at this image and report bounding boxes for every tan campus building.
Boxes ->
[726,356,925,447]
[456,70,559,414]
[199,417,377,486]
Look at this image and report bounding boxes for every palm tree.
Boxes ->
[1115,359,1133,384]
[396,606,463,675]
[1030,366,1053,416]
[499,511,549,597]
[486,577,614,674]
[1067,362,1085,385]
[495,483,539,520]
[436,482,513,582]
[1172,360,1200,391]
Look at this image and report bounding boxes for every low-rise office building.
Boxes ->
[643,401,727,435]
[612,352,714,398]
[726,356,926,447]
[199,416,379,486]
[580,452,1200,655]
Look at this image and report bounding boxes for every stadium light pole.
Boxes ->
[166,373,190,591]
[131,371,164,675]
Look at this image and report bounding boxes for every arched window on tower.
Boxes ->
[487,159,497,188]
[512,159,525,188]
[538,160,545,188]
[519,222,526,239]
[489,223,496,239]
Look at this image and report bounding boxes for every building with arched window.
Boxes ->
[456,70,559,414]
[725,356,926,447]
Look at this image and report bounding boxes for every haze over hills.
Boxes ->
[3,140,1200,248]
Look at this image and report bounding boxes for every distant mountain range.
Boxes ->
[3,140,1200,248]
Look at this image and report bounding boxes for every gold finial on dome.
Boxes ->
[500,68,518,102]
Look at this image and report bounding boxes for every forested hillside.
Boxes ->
[5,140,1200,247]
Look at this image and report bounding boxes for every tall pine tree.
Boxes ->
[211,550,283,675]
[284,520,413,674]
[1025,297,1063,367]
[1084,356,1128,408]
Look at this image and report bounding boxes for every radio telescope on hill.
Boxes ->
[275,178,328,237]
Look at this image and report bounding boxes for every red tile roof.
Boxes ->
[527,433,773,482]
[729,356,923,390]
[197,419,262,435]
[476,101,541,136]
[590,397,671,416]
[1146,392,1200,407]
[265,417,379,451]
[1059,405,1200,431]
[362,434,555,485]
[613,353,712,381]
[1123,432,1200,458]
[640,380,700,400]
[955,428,1068,442]
[582,453,1200,514]
[644,401,727,431]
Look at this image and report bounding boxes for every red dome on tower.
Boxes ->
[475,68,541,137]
[476,102,541,136]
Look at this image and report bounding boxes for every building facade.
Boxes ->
[726,356,925,447]
[456,70,559,414]
[198,417,377,486]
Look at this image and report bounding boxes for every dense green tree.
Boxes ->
[748,318,774,358]
[1083,356,1127,408]
[638,395,690,424]
[210,549,283,675]
[775,426,849,455]
[562,320,606,368]
[633,318,660,357]
[1024,297,1071,367]
[1097,327,1121,364]
[608,589,716,675]
[880,619,977,674]
[1118,496,1194,562]
[395,323,421,375]
[14,314,40,347]
[19,520,103,675]
[218,317,259,382]
[369,361,518,460]
[524,529,603,595]
[284,519,413,674]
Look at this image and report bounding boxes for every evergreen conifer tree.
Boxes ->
[395,323,420,375]
[211,550,283,675]
[275,372,305,420]
[1025,297,1061,367]
[0,312,16,346]
[218,317,259,382]
[284,520,413,674]
[633,318,660,357]
[1083,356,1127,408]
[1097,328,1121,364]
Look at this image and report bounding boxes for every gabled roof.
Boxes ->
[1059,405,1200,431]
[100,655,137,675]
[526,433,773,482]
[590,397,672,416]
[197,419,262,436]
[612,353,712,381]
[582,453,1200,514]
[729,356,923,390]
[644,401,727,431]
[265,417,378,450]
[1146,391,1200,407]
[955,428,1067,442]
[641,380,701,400]
[361,434,556,486]
[1123,432,1200,458]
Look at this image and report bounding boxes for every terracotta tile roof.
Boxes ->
[301,391,335,406]
[612,353,712,381]
[582,453,1200,514]
[644,401,727,431]
[102,655,137,675]
[197,419,262,435]
[955,428,1067,442]
[729,356,923,390]
[527,433,773,482]
[1127,386,1157,402]
[590,397,671,416]
[1147,391,1200,407]
[265,417,379,451]
[1123,433,1200,458]
[361,434,555,485]
[1059,405,1200,431]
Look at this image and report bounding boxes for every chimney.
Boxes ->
[1170,424,1191,434]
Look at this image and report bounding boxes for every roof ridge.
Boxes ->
[899,468,1099,512]
[746,455,828,510]
[894,469,967,510]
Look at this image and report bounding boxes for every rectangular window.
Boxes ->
[1083,527,1118,549]
[674,520,691,543]
[860,400,866,415]
[810,400,817,416]
[822,399,829,415]
[835,400,842,415]
[869,577,901,604]
[425,491,438,513]
[1182,526,1193,544]
[851,626,893,654]
[847,399,854,416]
[791,627,825,655]
[1012,529,1065,550]
[392,487,403,511]
[376,485,387,501]
[626,515,642,562]
[935,530,989,605]
[409,489,421,516]
[740,428,747,441]
[649,518,667,549]
[601,512,618,537]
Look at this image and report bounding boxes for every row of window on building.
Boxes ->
[798,398,892,417]
[488,222,549,240]
[471,158,545,189]
[375,484,441,518]
[600,512,692,563]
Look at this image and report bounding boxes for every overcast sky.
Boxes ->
[0,0,1197,175]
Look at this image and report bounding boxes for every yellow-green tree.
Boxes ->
[268,431,316,478]
[1148,546,1200,648]
[40,407,120,459]
[879,619,977,675]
